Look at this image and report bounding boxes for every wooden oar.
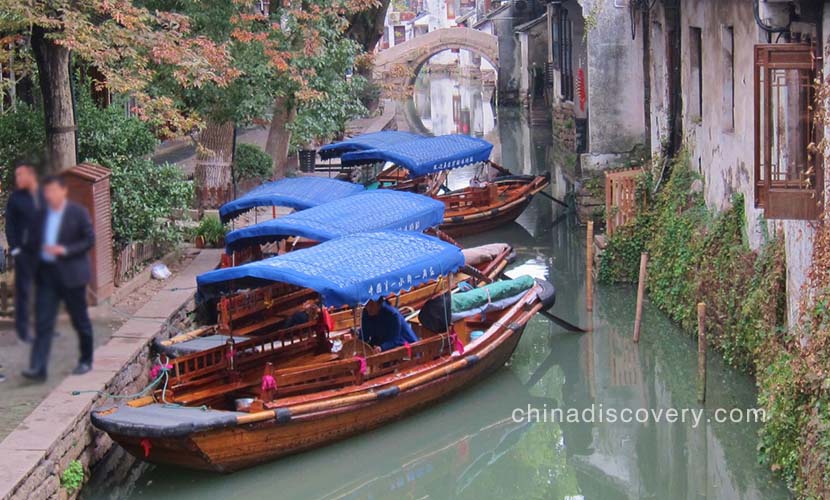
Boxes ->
[538,190,569,208]
[537,309,588,333]
[489,161,568,207]
[490,270,586,333]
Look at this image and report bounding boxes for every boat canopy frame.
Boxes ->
[198,231,464,307]
[318,131,423,160]
[341,135,494,179]
[218,177,365,223]
[224,190,445,252]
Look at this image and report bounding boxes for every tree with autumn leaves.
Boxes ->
[146,0,375,205]
[0,0,236,171]
[0,0,383,206]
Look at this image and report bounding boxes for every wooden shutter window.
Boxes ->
[754,43,823,220]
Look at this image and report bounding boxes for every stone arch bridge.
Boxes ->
[373,28,499,96]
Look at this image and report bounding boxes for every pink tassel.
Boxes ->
[355,356,367,374]
[261,374,277,391]
[226,347,235,360]
[150,363,172,379]
[450,333,464,355]
[404,341,412,359]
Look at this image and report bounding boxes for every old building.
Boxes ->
[568,0,828,328]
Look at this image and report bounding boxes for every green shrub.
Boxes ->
[110,158,193,247]
[0,105,47,187]
[60,459,84,493]
[76,93,158,165]
[194,215,226,247]
[0,93,190,248]
[233,143,272,182]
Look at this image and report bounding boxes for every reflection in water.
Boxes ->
[83,74,789,500]
[411,69,496,138]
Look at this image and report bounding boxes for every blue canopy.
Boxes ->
[340,135,493,178]
[318,131,423,160]
[218,177,365,223]
[197,231,464,307]
[224,190,445,252]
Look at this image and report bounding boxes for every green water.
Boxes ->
[83,87,790,499]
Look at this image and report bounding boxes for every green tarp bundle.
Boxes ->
[452,275,535,313]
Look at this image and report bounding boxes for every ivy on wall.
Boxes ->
[757,212,830,497]
[595,151,816,492]
[598,151,785,371]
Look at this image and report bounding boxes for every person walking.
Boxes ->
[22,175,95,381]
[4,163,43,343]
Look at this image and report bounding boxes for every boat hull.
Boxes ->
[440,195,535,238]
[438,174,550,238]
[106,325,525,472]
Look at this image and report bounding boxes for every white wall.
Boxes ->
[583,0,646,156]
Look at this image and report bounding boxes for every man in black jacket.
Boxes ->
[22,175,96,381]
[4,163,43,343]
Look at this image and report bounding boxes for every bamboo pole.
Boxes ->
[586,221,594,311]
[633,252,649,343]
[697,302,707,403]
[236,296,544,425]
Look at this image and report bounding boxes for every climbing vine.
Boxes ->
[755,209,830,497]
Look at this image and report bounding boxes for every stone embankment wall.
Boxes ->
[0,250,220,500]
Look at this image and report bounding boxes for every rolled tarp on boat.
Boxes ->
[218,177,365,223]
[450,275,536,322]
[197,231,465,307]
[462,243,512,267]
[340,135,494,178]
[318,131,423,160]
[224,190,445,252]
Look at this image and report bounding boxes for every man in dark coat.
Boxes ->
[359,299,419,352]
[22,175,95,381]
[4,163,43,343]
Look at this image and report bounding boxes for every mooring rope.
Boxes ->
[71,355,168,399]
[71,356,210,411]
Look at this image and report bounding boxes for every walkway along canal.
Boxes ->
[82,75,789,499]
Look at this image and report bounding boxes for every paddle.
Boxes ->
[538,190,569,208]
[537,309,588,333]
[493,270,587,333]
[462,265,587,333]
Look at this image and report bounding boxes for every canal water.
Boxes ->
[83,73,790,499]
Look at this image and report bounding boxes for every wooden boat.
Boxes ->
[338,134,551,237]
[222,189,447,262]
[376,165,448,197]
[157,191,514,356]
[439,173,551,237]
[319,131,447,196]
[218,176,365,225]
[157,242,514,356]
[92,232,554,472]
[105,372,541,498]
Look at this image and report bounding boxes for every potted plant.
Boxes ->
[289,80,367,173]
[290,118,325,173]
[194,215,227,248]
